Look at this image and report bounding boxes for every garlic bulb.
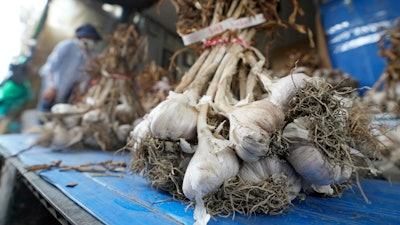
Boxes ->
[114,103,135,124]
[287,145,352,185]
[267,73,310,111]
[82,109,109,126]
[183,136,239,225]
[229,98,285,162]
[50,125,83,150]
[50,125,70,150]
[50,103,76,114]
[239,156,301,201]
[183,98,240,225]
[50,103,81,128]
[183,136,239,200]
[115,124,132,142]
[283,118,352,186]
[148,91,198,140]
[130,116,151,140]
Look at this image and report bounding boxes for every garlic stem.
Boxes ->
[213,44,244,115]
[245,69,257,102]
[226,0,239,17]
[175,49,210,93]
[187,44,227,95]
[238,66,247,100]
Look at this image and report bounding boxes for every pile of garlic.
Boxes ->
[126,1,382,225]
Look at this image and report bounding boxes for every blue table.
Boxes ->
[0,133,399,225]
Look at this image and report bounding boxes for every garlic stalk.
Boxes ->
[174,49,210,93]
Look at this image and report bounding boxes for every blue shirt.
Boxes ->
[39,38,96,103]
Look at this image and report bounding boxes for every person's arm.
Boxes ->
[41,40,72,101]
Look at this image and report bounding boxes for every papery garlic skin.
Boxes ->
[116,124,132,142]
[283,118,352,186]
[287,145,352,186]
[149,91,198,141]
[182,136,239,225]
[114,103,135,124]
[229,99,285,162]
[130,116,151,141]
[239,156,301,201]
[82,109,109,126]
[50,125,83,150]
[268,73,310,111]
[50,103,81,128]
[182,137,239,200]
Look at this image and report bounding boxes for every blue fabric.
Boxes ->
[1,133,400,225]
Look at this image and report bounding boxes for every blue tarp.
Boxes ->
[1,133,400,225]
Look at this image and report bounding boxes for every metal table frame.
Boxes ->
[0,147,104,225]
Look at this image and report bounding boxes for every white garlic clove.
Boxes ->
[282,117,310,142]
[149,91,198,141]
[179,138,195,153]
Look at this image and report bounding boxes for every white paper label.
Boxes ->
[181,14,266,46]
